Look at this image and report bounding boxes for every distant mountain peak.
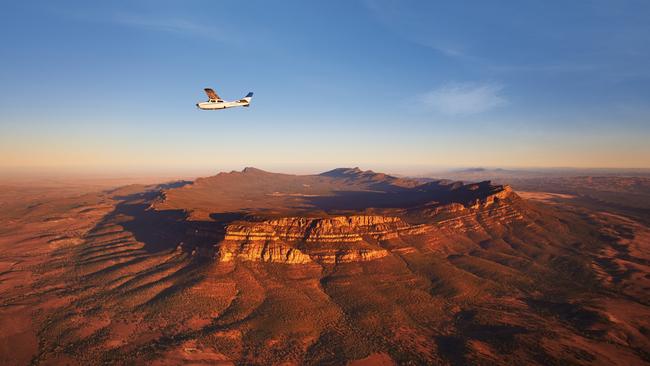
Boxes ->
[241,167,267,174]
[457,167,487,173]
[319,167,365,177]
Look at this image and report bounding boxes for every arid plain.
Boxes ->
[1,168,649,365]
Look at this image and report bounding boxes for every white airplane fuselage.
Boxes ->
[196,100,250,110]
[197,89,252,110]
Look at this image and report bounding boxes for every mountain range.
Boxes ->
[0,168,649,365]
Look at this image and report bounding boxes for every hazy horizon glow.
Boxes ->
[2,1,649,171]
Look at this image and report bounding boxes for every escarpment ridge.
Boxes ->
[153,168,525,264]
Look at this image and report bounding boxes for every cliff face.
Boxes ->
[216,239,389,265]
[420,185,526,234]
[215,215,404,264]
[217,241,313,264]
[159,168,527,265]
[188,186,526,265]
[224,215,414,243]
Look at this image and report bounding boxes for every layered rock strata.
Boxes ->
[194,187,523,264]
[224,215,416,243]
[159,168,525,265]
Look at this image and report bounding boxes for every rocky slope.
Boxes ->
[157,169,525,265]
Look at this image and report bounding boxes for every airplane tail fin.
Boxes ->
[239,92,254,105]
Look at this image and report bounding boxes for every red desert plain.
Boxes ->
[1,167,649,365]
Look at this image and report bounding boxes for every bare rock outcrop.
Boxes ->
[308,248,389,264]
[217,241,312,264]
[215,215,410,264]
[224,215,412,243]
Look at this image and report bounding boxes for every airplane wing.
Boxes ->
[204,88,222,101]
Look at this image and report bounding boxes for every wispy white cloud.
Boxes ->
[113,14,234,43]
[362,0,467,58]
[420,82,507,115]
[418,40,466,57]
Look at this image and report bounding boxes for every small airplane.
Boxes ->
[196,88,253,110]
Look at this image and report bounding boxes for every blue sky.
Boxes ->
[1,0,649,174]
